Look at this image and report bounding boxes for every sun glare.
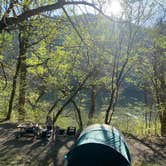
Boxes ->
[105,0,122,17]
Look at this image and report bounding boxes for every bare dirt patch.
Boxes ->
[0,122,166,166]
[126,134,166,165]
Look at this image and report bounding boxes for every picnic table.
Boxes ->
[16,122,40,139]
[16,123,77,140]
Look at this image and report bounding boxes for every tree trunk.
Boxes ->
[105,88,115,124]
[151,37,166,136]
[159,72,166,137]
[18,54,27,122]
[88,85,96,119]
[17,26,28,122]
[0,1,101,33]
[6,56,21,120]
[159,106,166,137]
[72,100,83,131]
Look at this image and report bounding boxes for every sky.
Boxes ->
[1,0,165,26]
[61,0,166,26]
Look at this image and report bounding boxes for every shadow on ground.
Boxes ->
[0,122,166,166]
[126,133,166,165]
[0,122,75,166]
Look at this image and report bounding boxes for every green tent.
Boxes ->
[65,124,131,166]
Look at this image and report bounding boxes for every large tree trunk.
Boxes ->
[159,69,166,137]
[152,47,166,136]
[18,54,27,122]
[0,1,100,32]
[17,26,28,122]
[6,27,28,122]
[158,74,166,137]
[160,108,166,137]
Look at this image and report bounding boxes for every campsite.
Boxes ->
[0,0,166,165]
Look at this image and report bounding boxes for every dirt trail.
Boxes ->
[0,122,165,166]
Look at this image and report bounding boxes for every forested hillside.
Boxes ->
[0,0,166,165]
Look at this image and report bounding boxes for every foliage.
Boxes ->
[0,0,165,137]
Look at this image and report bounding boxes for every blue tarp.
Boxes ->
[65,124,131,166]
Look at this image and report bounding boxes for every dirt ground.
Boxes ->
[0,122,166,166]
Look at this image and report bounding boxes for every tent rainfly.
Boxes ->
[65,124,131,166]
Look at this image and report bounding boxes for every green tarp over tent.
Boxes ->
[65,124,131,166]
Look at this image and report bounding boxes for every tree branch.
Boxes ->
[26,35,48,49]
[26,58,50,68]
[62,6,85,43]
[53,70,93,124]
[0,61,7,91]
[71,99,83,130]
[0,1,103,32]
